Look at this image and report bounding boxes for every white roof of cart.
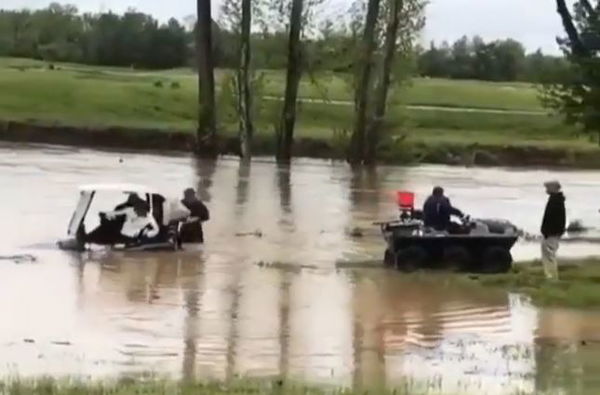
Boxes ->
[78,183,160,195]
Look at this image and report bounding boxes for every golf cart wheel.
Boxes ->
[481,247,512,274]
[396,246,428,272]
[443,246,472,272]
[384,249,395,267]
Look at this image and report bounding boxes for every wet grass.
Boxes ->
[0,56,592,152]
[465,258,600,308]
[0,378,414,395]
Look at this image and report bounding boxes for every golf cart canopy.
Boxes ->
[78,183,160,195]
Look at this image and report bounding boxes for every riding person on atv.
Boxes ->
[423,186,465,232]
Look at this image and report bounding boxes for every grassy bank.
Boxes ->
[465,259,600,308]
[0,57,598,165]
[1,378,407,395]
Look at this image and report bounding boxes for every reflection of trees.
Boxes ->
[193,157,218,203]
[235,161,251,211]
[352,277,386,388]
[172,252,205,380]
[182,271,201,381]
[348,166,380,211]
[533,315,600,395]
[351,270,514,389]
[278,272,291,377]
[277,163,292,215]
[225,273,242,381]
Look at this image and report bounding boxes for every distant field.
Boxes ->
[0,57,585,150]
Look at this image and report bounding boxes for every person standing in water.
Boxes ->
[180,188,210,243]
[540,180,566,280]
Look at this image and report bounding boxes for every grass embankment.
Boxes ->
[0,57,598,165]
[1,379,404,395]
[466,259,600,308]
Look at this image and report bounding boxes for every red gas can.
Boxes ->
[396,191,415,210]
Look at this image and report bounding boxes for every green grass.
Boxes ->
[464,259,600,308]
[0,378,417,395]
[0,56,594,154]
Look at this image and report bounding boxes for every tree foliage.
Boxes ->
[417,36,568,82]
[543,0,600,141]
[0,2,572,86]
[0,3,188,69]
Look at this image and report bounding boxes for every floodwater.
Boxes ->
[1,142,600,394]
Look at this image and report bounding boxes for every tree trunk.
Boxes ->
[348,0,381,165]
[276,0,304,163]
[238,0,253,160]
[556,0,589,58]
[364,0,403,165]
[196,0,217,153]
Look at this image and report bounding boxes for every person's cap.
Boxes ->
[544,180,561,192]
[433,186,444,195]
[184,188,195,194]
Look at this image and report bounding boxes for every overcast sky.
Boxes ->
[3,0,570,54]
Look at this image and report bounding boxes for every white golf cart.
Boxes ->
[58,184,201,252]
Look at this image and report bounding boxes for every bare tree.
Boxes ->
[197,0,217,153]
[238,0,254,159]
[348,0,381,165]
[364,0,403,164]
[276,0,304,163]
[364,0,424,163]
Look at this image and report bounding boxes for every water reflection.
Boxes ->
[193,157,217,203]
[1,144,600,393]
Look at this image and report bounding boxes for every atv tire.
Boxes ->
[443,246,472,272]
[396,246,428,272]
[384,249,395,267]
[481,246,512,273]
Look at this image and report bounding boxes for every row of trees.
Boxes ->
[418,37,569,82]
[1,3,567,83]
[0,4,189,69]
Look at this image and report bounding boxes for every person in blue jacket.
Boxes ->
[423,186,464,231]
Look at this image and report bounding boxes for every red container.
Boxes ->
[396,191,415,209]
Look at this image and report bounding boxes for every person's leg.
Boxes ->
[541,236,560,280]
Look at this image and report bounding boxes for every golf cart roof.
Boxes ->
[79,183,160,195]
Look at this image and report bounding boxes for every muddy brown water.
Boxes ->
[1,142,600,393]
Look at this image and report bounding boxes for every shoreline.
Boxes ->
[1,119,600,168]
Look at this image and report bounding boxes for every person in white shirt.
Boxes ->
[105,201,159,241]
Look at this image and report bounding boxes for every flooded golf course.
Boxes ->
[2,142,600,394]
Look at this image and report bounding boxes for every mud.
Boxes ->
[2,120,600,168]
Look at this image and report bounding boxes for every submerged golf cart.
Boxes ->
[379,191,519,273]
[58,184,202,252]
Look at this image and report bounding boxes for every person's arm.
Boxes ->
[541,201,551,237]
[446,198,464,218]
[104,207,130,220]
[139,215,159,238]
[558,201,567,234]
[198,201,210,222]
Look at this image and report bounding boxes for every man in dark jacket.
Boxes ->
[180,188,210,243]
[541,180,566,280]
[423,186,464,231]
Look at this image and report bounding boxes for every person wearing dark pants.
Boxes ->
[541,180,566,280]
